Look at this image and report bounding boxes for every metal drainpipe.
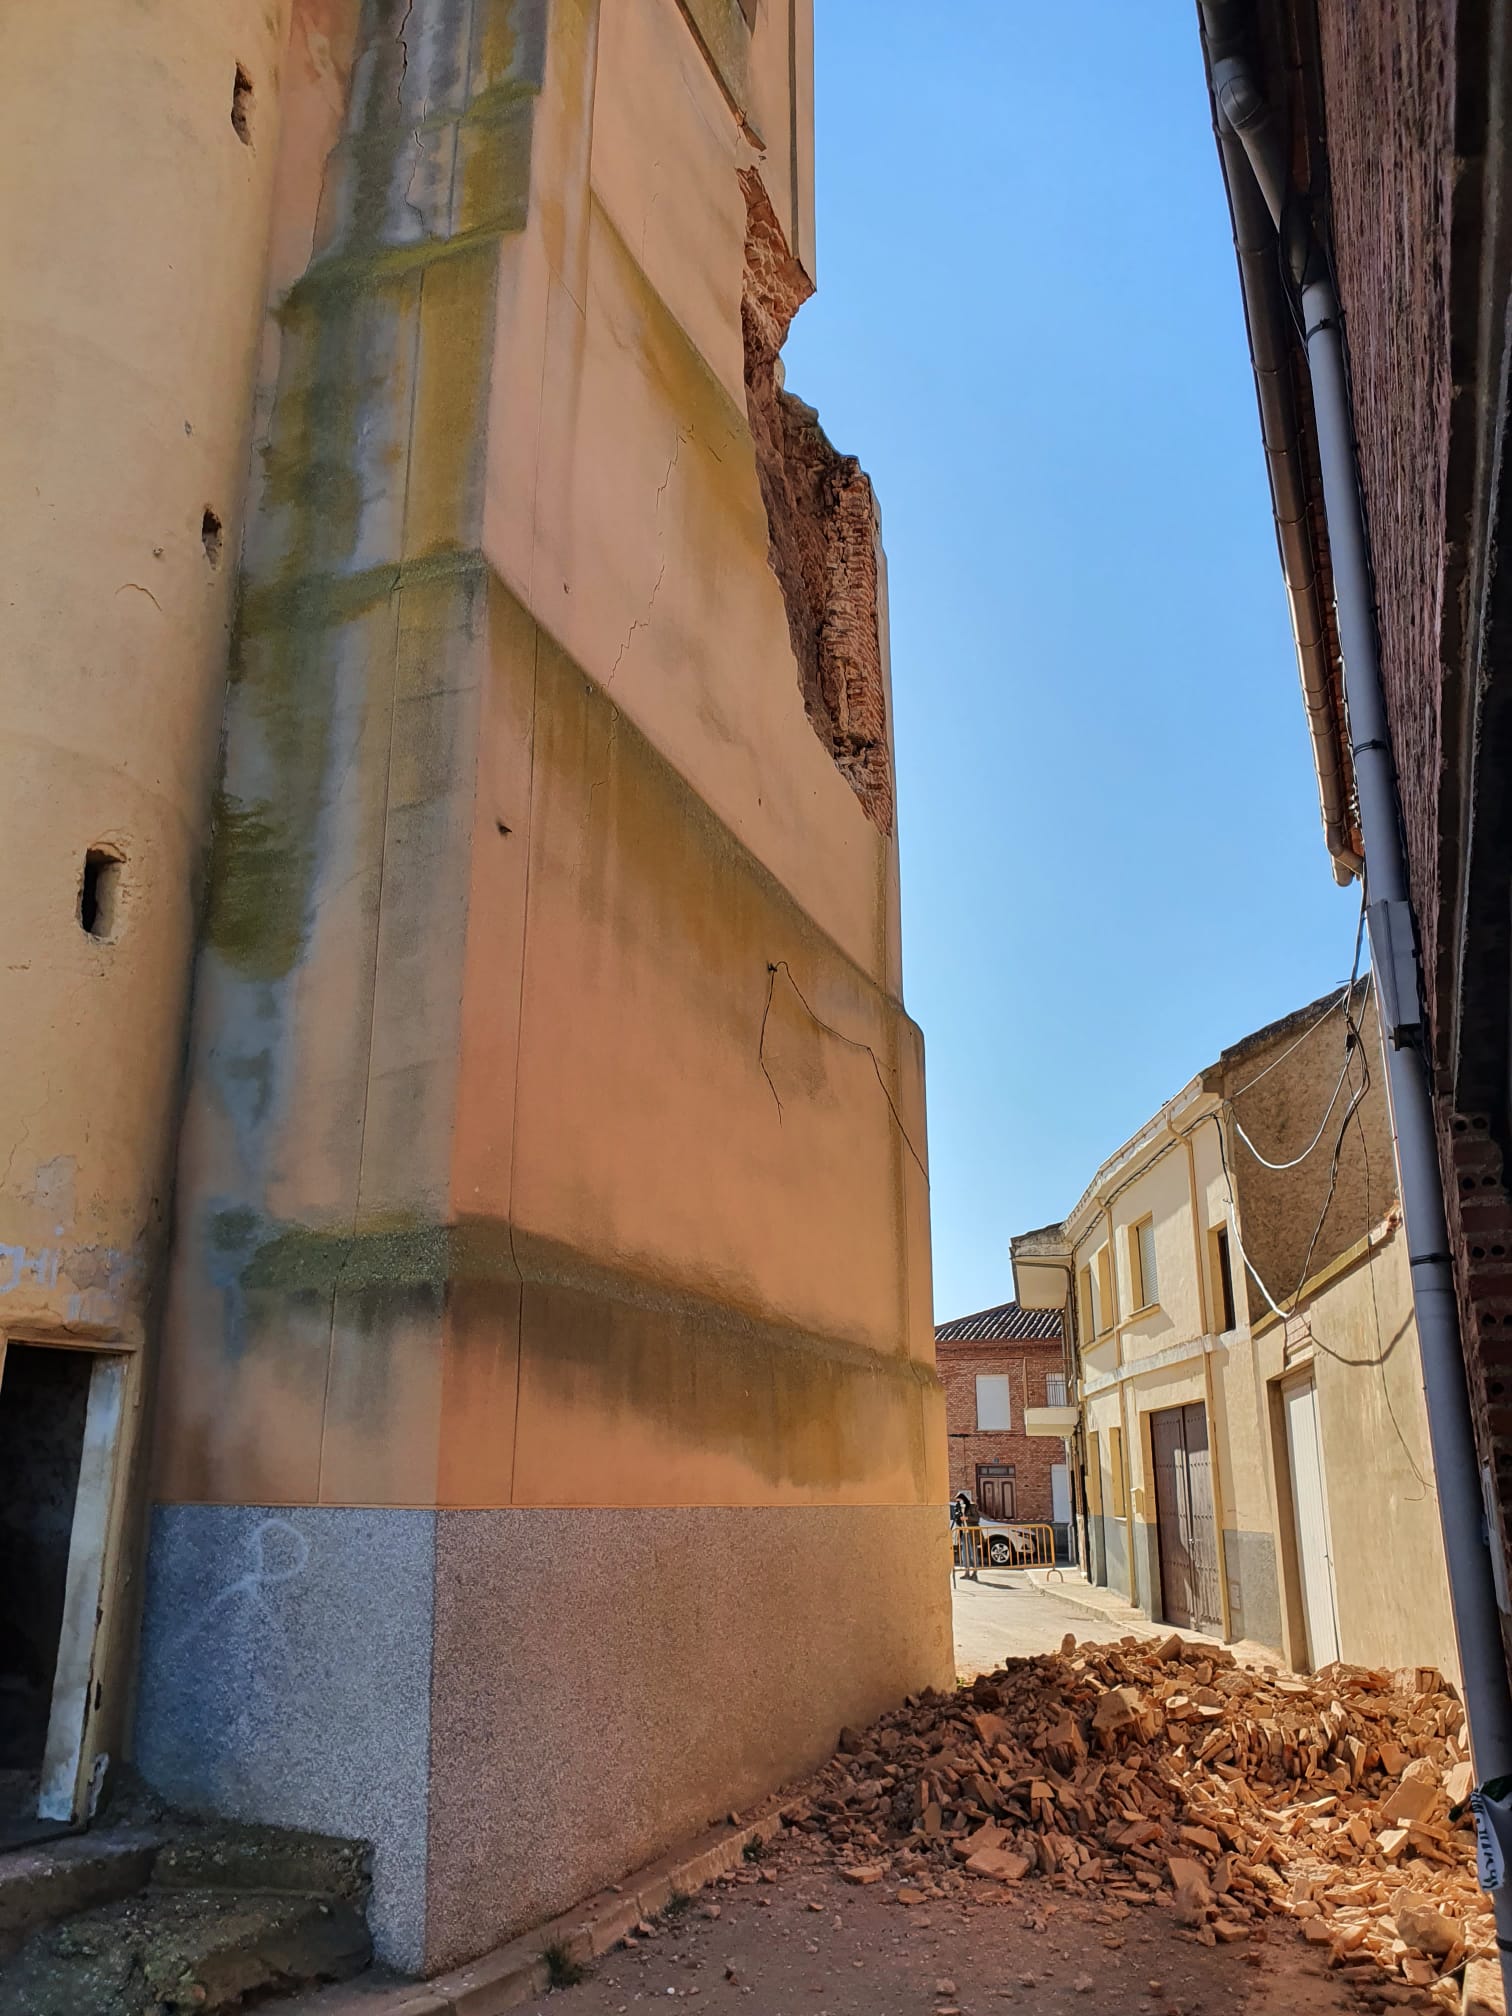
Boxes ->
[1215,52,1512,1990]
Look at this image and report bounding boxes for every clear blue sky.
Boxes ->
[781,4,1359,1323]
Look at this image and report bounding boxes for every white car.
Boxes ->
[978,1518,1039,1567]
[952,1509,1039,1568]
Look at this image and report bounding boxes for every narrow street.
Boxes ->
[514,1825,1365,2016]
[951,1573,1282,1679]
[499,1592,1462,2016]
[951,1573,1160,1674]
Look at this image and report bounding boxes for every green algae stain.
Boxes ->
[204,790,314,983]
[221,1210,518,1298]
[204,1,542,986]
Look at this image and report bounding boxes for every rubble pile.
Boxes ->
[799,1634,1490,1996]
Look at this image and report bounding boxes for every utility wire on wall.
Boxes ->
[1191,887,1431,1492]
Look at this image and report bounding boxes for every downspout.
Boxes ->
[1205,20,1512,1989]
[1183,1122,1234,1642]
[1014,1251,1086,1568]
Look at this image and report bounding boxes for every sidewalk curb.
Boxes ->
[283,1799,801,2016]
[1021,1571,1151,1636]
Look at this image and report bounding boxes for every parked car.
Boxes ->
[951,1496,1040,1569]
[978,1519,1038,1567]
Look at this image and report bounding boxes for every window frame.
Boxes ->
[1076,1262,1096,1344]
[1108,1422,1130,1519]
[1128,1213,1159,1313]
[1209,1223,1238,1333]
[975,1372,1013,1432]
[1045,1371,1068,1408]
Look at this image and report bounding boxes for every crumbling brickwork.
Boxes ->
[740,170,893,833]
[937,1337,1064,1522]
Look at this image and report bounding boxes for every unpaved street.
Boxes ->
[520,1825,1368,2016]
[515,1600,1472,2016]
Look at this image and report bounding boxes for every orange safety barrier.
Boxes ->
[952,1522,1057,1571]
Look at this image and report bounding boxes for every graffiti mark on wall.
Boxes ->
[0,1244,62,1293]
[158,1517,311,1682]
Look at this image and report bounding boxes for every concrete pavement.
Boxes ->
[952,1567,1283,1677]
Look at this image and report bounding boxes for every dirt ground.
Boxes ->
[509,1579,1456,2016]
[519,1828,1387,2016]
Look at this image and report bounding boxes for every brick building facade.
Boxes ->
[934,1303,1066,1526]
[1199,0,1512,1674]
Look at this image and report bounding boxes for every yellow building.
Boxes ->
[1013,989,1455,1680]
[0,0,949,1972]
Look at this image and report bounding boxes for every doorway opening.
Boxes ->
[0,1342,120,1849]
[975,1464,1015,1519]
[1150,1401,1223,1634]
[1281,1374,1341,1670]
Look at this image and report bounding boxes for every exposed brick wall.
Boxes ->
[1308,0,1512,1670]
[1445,1112,1512,1672]
[1225,987,1397,1325]
[1313,0,1455,1015]
[936,1338,1065,1522]
[740,170,893,833]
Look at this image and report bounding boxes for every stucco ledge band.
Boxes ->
[280,1800,803,2016]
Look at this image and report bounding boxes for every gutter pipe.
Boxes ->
[1202,15,1512,1990]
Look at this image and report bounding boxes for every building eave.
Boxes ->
[1198,0,1362,884]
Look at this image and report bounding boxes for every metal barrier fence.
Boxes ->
[952,1523,1057,1572]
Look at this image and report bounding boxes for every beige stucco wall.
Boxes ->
[0,0,293,1783]
[129,0,949,1971]
[1253,1223,1458,1679]
[1069,1112,1280,1642]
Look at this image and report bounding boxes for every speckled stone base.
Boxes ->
[134,1502,951,1973]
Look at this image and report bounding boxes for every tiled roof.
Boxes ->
[934,1301,1062,1345]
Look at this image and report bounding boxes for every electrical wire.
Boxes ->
[1348,1067,1433,1495]
[1232,1045,1356,1169]
[1209,945,1432,1492]
[1222,985,1349,1102]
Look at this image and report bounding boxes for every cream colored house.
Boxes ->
[1012,988,1456,1679]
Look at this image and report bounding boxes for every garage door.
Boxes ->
[1150,1403,1222,1634]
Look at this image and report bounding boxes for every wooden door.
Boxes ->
[977,1468,1014,1520]
[1283,1377,1340,1669]
[1151,1403,1222,1633]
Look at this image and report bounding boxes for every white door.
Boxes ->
[1051,1462,1071,1525]
[1283,1377,1340,1670]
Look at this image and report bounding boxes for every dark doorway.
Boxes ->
[0,1344,93,1847]
[975,1464,1015,1519]
[1150,1402,1222,1633]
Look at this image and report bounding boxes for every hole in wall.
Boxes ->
[201,509,223,567]
[79,850,123,941]
[231,64,254,144]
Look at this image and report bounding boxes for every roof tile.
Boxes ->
[934,1301,1062,1345]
